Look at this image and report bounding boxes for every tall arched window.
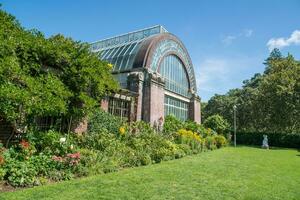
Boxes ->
[159,55,189,97]
[159,55,190,120]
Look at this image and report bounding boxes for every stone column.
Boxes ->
[143,71,165,124]
[189,94,201,124]
[127,72,144,121]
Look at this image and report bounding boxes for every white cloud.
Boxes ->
[267,30,300,51]
[194,56,262,101]
[222,35,236,45]
[221,29,253,45]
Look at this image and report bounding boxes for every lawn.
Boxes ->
[1,146,299,200]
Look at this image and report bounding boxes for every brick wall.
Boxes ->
[189,95,201,124]
[143,72,165,124]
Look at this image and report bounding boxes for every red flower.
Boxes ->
[20,139,30,149]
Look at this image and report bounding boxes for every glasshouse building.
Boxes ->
[90,25,201,124]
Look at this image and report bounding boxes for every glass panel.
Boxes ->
[108,97,130,121]
[159,55,189,97]
[164,95,188,121]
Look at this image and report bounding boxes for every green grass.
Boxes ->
[1,146,300,200]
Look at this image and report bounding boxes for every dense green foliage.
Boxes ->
[1,147,299,200]
[236,131,300,148]
[202,49,300,134]
[0,8,118,128]
[87,108,124,134]
[0,112,227,187]
[203,114,229,135]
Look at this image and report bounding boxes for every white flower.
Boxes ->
[59,137,66,144]
[70,144,74,150]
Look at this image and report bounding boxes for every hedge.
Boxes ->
[234,131,300,148]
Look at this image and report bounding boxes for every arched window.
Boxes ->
[159,55,189,97]
[159,55,190,120]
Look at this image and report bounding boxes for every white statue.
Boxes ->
[262,135,269,149]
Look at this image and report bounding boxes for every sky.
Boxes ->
[1,0,300,101]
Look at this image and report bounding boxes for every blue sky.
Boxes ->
[1,0,300,101]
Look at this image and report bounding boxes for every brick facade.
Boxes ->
[189,95,201,123]
[142,72,165,124]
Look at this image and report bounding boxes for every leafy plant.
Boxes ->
[205,136,217,150]
[203,114,229,135]
[26,130,73,156]
[163,115,184,136]
[0,8,119,128]
[87,108,124,134]
[214,135,227,148]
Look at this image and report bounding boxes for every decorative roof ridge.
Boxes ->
[90,25,168,52]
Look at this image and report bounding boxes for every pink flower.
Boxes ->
[52,155,64,162]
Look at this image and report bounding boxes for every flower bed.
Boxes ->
[0,111,227,188]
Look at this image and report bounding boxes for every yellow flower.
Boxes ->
[193,133,201,142]
[177,129,186,136]
[107,63,113,69]
[119,126,126,135]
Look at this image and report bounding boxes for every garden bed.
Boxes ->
[0,111,228,189]
[1,147,299,200]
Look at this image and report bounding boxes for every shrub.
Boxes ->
[26,130,74,156]
[30,153,56,177]
[163,115,184,136]
[203,114,230,135]
[77,148,104,176]
[47,170,73,182]
[176,144,192,155]
[87,108,124,134]
[0,147,5,181]
[205,136,217,150]
[137,152,152,166]
[184,121,206,135]
[235,131,300,148]
[3,158,37,187]
[214,135,227,148]
[77,129,123,152]
[176,129,202,153]
[0,168,5,181]
[2,148,60,186]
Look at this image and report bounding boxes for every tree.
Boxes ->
[203,89,240,128]
[0,8,118,129]
[203,114,229,135]
[203,48,300,133]
[256,54,300,133]
[264,48,283,74]
[200,102,207,122]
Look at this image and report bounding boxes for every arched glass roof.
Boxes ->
[90,25,168,72]
[90,25,197,93]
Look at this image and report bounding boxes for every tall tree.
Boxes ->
[0,8,118,129]
[203,49,300,133]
